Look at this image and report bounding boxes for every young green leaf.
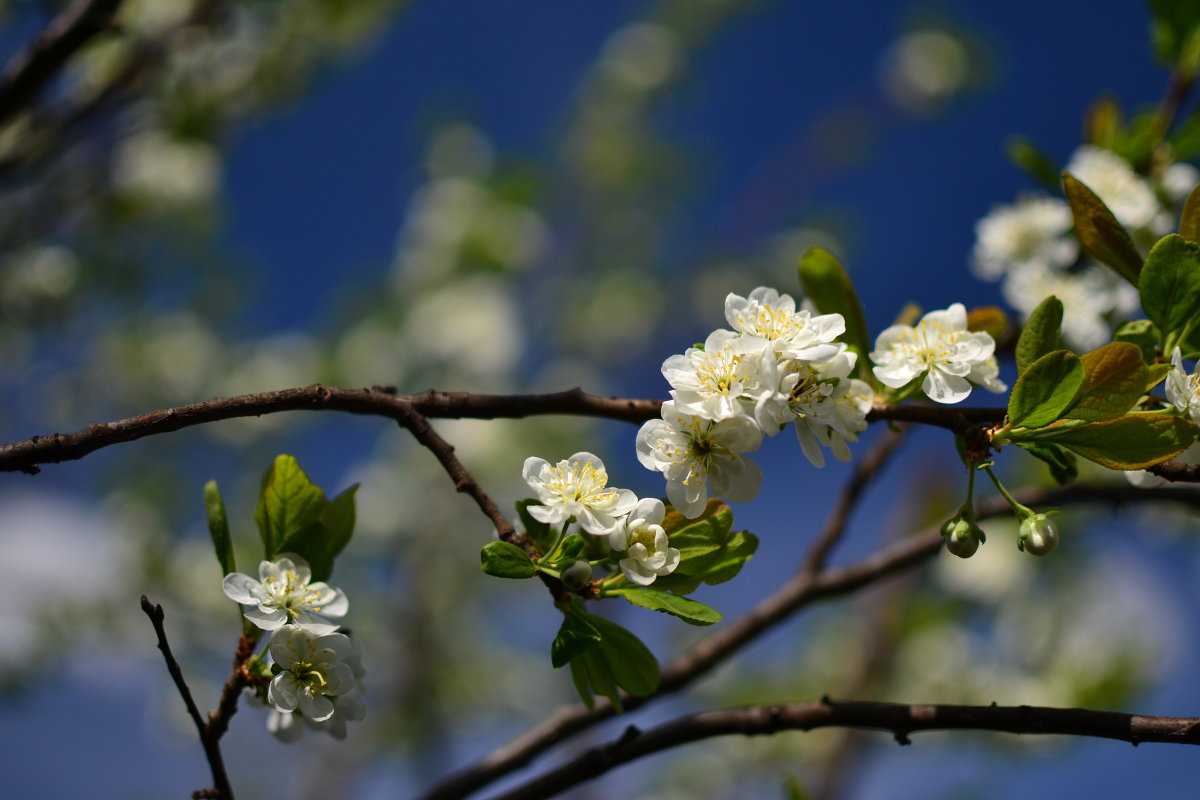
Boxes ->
[255,455,326,559]
[1005,136,1060,192]
[796,247,871,380]
[612,588,723,626]
[480,541,537,579]
[1146,362,1173,391]
[1037,412,1196,469]
[1139,234,1200,349]
[1062,342,1148,422]
[1062,172,1144,285]
[1112,319,1160,364]
[550,611,601,668]
[586,613,660,697]
[656,530,759,595]
[573,647,621,711]
[1015,295,1064,374]
[204,480,236,577]
[1007,350,1084,428]
[1016,442,1078,485]
[1179,182,1200,242]
[568,656,595,710]
[276,484,359,581]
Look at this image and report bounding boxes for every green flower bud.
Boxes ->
[560,560,594,591]
[941,514,984,559]
[1019,513,1059,556]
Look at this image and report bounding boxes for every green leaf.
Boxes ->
[1063,342,1148,422]
[1062,172,1144,285]
[797,247,871,380]
[568,656,595,710]
[480,541,537,579]
[276,485,359,582]
[203,480,236,576]
[1147,362,1173,391]
[1083,96,1122,149]
[1016,442,1078,485]
[1112,319,1160,364]
[1008,350,1084,428]
[551,611,601,668]
[1139,234,1200,348]
[1037,412,1197,469]
[254,455,326,559]
[612,588,723,626]
[559,534,586,560]
[1015,296,1064,374]
[1149,0,1200,67]
[586,613,660,697]
[662,500,733,555]
[1179,182,1200,242]
[1005,136,1060,192]
[515,498,556,555]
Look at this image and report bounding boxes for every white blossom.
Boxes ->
[870,303,1006,404]
[971,195,1077,280]
[754,348,873,467]
[1066,145,1160,231]
[1001,263,1137,351]
[608,497,680,586]
[266,626,358,723]
[1166,347,1200,427]
[222,554,348,634]
[636,400,763,518]
[661,329,765,421]
[522,452,635,536]
[723,287,844,361]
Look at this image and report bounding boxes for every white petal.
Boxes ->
[243,606,287,630]
[221,573,263,605]
[922,368,972,404]
[300,692,335,722]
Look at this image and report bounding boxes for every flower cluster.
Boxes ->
[972,144,1197,349]
[223,554,365,741]
[637,287,874,518]
[523,452,681,586]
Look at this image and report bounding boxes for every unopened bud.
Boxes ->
[941,515,984,559]
[1019,513,1059,556]
[560,560,593,591]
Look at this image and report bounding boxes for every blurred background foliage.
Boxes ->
[1,1,1198,798]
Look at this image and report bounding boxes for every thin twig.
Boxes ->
[0,0,124,127]
[486,698,1200,800]
[140,596,236,800]
[800,426,907,576]
[416,481,1200,800]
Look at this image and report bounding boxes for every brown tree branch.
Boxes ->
[141,595,236,800]
[1147,459,1200,483]
[487,698,1200,800]
[417,481,1200,800]
[0,386,1006,475]
[0,0,124,127]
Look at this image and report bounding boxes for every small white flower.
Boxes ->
[636,400,763,518]
[971,195,1077,280]
[870,303,1006,404]
[661,329,765,421]
[1066,145,1160,231]
[1001,263,1134,351]
[723,287,844,361]
[267,626,358,723]
[1166,348,1200,427]
[522,452,636,536]
[608,498,680,586]
[1161,161,1199,204]
[754,348,873,467]
[222,554,348,634]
